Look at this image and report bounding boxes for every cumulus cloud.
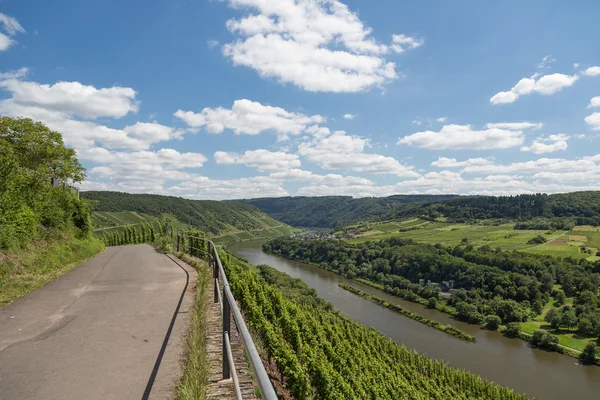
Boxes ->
[0,72,184,153]
[520,134,569,154]
[299,128,418,177]
[0,13,25,52]
[343,113,356,120]
[583,66,600,76]
[398,124,527,150]
[462,156,599,175]
[174,99,324,140]
[585,112,600,130]
[214,149,301,172]
[589,96,600,109]
[0,77,139,119]
[490,73,579,105]
[431,157,493,168]
[436,117,447,123]
[221,0,422,92]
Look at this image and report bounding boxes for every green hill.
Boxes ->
[235,195,459,228]
[81,191,296,243]
[236,192,600,228]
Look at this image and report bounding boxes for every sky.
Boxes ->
[1,0,600,200]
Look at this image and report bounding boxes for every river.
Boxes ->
[228,239,600,400]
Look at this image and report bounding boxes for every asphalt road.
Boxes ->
[0,245,192,400]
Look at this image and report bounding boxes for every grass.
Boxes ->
[518,296,595,354]
[0,231,105,308]
[211,224,298,245]
[174,252,211,400]
[346,218,599,259]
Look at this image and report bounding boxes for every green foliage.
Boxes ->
[241,192,600,228]
[81,191,286,235]
[531,329,560,350]
[102,222,160,246]
[237,195,458,228]
[580,343,598,364]
[505,322,521,338]
[340,283,476,341]
[215,250,529,399]
[0,117,91,249]
[526,235,547,245]
[484,315,502,330]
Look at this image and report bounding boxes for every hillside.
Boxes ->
[81,191,294,239]
[235,194,458,228]
[237,192,600,228]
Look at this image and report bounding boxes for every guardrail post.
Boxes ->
[210,242,219,303]
[222,289,231,380]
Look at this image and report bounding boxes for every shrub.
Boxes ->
[505,322,521,338]
[484,315,501,330]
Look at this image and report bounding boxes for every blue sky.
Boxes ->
[1,0,599,199]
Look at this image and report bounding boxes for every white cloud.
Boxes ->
[490,73,579,105]
[391,34,424,53]
[520,135,569,154]
[214,149,301,172]
[585,112,600,130]
[207,40,219,48]
[462,156,599,175]
[0,78,139,119]
[573,63,580,69]
[0,13,25,36]
[431,157,493,168]
[174,99,324,140]
[398,124,526,150]
[484,122,543,130]
[299,128,418,177]
[588,96,600,109]
[221,0,422,92]
[583,66,600,77]
[412,119,422,126]
[343,113,356,120]
[0,13,24,52]
[536,55,555,69]
[436,117,447,123]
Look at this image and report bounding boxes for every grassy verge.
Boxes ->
[174,252,211,400]
[339,283,476,342]
[0,231,105,308]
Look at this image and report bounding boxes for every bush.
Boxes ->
[531,329,559,350]
[580,343,597,364]
[505,322,521,338]
[484,315,501,330]
[527,235,548,245]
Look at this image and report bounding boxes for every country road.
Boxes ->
[0,245,196,400]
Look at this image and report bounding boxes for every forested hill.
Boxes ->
[237,192,600,228]
[81,191,287,235]
[397,192,600,224]
[235,195,459,228]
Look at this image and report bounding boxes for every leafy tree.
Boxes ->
[505,322,521,338]
[580,343,597,364]
[484,315,501,330]
[555,290,566,306]
[427,297,438,309]
[0,117,89,249]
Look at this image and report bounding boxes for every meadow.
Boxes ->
[347,218,600,261]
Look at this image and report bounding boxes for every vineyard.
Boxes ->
[220,252,529,399]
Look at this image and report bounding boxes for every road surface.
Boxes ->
[0,245,195,400]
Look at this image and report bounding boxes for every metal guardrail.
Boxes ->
[176,232,277,400]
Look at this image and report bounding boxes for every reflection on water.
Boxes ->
[228,239,600,400]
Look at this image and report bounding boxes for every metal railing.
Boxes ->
[176,231,277,400]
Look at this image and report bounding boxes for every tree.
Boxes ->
[560,309,578,329]
[505,322,521,338]
[484,315,501,330]
[580,343,597,364]
[545,308,559,323]
[578,318,594,336]
[427,297,438,309]
[555,290,566,306]
[0,117,88,249]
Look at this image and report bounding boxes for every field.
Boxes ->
[348,218,600,260]
[211,224,298,245]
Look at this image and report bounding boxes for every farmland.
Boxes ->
[345,218,600,260]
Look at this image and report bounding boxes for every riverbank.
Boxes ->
[340,283,476,341]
